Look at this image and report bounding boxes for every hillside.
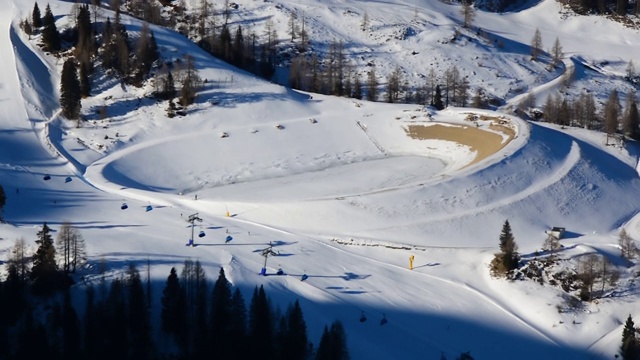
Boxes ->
[1,0,640,359]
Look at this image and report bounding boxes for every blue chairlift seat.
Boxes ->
[43,174,51,181]
[198,230,206,238]
[225,235,233,243]
[146,205,153,212]
[121,203,128,210]
[300,274,308,281]
[65,176,72,183]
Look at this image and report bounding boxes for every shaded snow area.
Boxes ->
[1,0,640,358]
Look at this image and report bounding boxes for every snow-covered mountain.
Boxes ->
[2,0,640,358]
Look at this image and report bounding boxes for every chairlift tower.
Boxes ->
[260,241,277,275]
[187,212,202,247]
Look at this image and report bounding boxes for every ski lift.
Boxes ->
[146,205,153,212]
[225,235,233,243]
[300,274,308,282]
[121,203,128,210]
[276,268,284,276]
[65,176,72,183]
[43,174,51,181]
[198,230,206,238]
[359,311,367,323]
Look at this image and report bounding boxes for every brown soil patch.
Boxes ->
[406,121,514,167]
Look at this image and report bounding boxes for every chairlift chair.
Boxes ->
[43,174,51,181]
[199,230,206,238]
[359,311,367,323]
[146,205,153,212]
[121,203,128,210]
[65,176,72,183]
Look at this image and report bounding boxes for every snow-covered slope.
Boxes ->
[2,0,640,359]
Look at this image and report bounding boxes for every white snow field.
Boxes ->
[1,0,640,358]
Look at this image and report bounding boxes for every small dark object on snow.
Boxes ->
[121,203,128,210]
[276,268,284,275]
[360,311,367,323]
[301,274,308,281]
[43,174,51,181]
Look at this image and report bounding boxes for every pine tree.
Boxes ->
[229,287,248,356]
[62,289,81,359]
[316,325,331,360]
[41,4,60,51]
[75,4,93,57]
[83,286,102,359]
[104,278,128,359]
[210,267,233,358]
[284,300,309,360]
[499,220,519,269]
[161,267,186,343]
[316,320,349,360]
[60,58,82,121]
[181,260,208,356]
[617,0,629,15]
[619,229,638,268]
[460,2,475,28]
[233,26,245,67]
[127,263,153,358]
[56,222,73,274]
[531,28,542,61]
[366,66,378,102]
[3,258,28,325]
[353,74,362,100]
[490,220,520,276]
[299,12,308,52]
[550,37,563,68]
[621,314,639,360]
[78,60,91,98]
[32,3,42,29]
[249,285,274,359]
[31,222,68,295]
[361,11,369,32]
[178,54,202,106]
[433,85,444,110]
[604,89,621,144]
[623,92,640,140]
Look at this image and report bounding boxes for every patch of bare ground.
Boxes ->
[405,115,515,167]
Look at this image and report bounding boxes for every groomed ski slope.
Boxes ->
[1,0,640,358]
